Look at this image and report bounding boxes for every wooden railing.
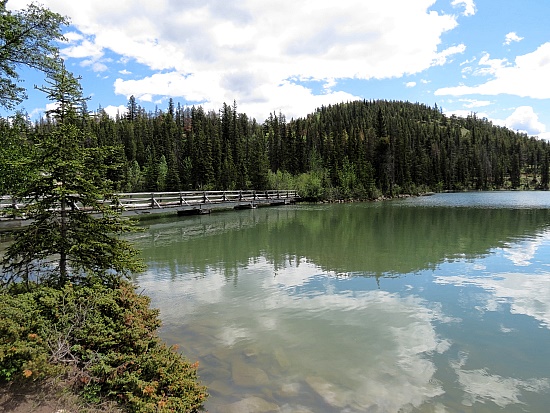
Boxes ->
[0,190,299,218]
[105,190,299,210]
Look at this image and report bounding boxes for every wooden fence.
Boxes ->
[0,190,300,227]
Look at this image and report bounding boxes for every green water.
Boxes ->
[133,192,550,412]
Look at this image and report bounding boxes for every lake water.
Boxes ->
[132,191,550,413]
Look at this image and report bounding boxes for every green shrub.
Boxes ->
[0,292,55,381]
[0,282,208,412]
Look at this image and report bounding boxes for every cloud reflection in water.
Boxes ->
[140,257,451,411]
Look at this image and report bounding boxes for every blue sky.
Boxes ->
[6,0,550,140]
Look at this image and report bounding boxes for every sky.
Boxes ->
[5,0,550,140]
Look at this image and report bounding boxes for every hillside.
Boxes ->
[2,99,549,199]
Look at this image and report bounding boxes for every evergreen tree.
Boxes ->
[0,112,35,195]
[0,0,67,109]
[1,64,144,289]
[541,152,550,190]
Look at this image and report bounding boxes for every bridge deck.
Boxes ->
[0,190,299,230]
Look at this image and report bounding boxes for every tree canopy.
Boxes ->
[0,0,67,110]
[18,98,542,199]
[1,64,144,288]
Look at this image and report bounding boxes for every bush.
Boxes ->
[0,282,208,412]
[0,292,55,382]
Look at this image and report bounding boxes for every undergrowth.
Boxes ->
[0,281,207,412]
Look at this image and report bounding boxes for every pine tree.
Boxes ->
[1,64,144,289]
[0,0,67,109]
[0,112,35,195]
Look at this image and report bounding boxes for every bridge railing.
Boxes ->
[1,190,300,217]
[0,195,25,217]
[107,190,299,210]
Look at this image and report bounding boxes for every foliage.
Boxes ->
[0,0,68,109]
[55,99,550,197]
[2,97,550,199]
[295,171,325,201]
[268,170,295,190]
[0,112,36,195]
[0,282,208,412]
[1,65,144,289]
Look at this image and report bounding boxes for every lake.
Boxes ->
[132,191,550,413]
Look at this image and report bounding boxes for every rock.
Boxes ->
[207,379,234,396]
[225,396,280,413]
[232,359,270,387]
[243,346,259,358]
[279,405,315,413]
[305,376,350,408]
[278,382,301,398]
[273,347,291,371]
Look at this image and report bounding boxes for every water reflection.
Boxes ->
[435,231,550,330]
[136,202,550,280]
[451,353,549,408]
[138,259,451,412]
[132,193,550,412]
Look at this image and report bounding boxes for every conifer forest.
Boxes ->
[2,98,549,200]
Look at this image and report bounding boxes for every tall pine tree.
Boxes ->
[1,64,144,288]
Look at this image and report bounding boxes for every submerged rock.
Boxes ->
[225,396,280,413]
[232,359,270,387]
[273,347,291,371]
[279,405,315,413]
[305,376,351,408]
[278,382,301,398]
[207,379,234,396]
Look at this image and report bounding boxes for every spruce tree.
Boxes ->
[0,0,67,109]
[1,64,144,289]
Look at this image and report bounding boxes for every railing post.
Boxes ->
[151,193,155,208]
[10,196,17,219]
[203,191,207,203]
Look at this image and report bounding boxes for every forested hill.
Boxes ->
[2,99,549,199]
[278,100,550,198]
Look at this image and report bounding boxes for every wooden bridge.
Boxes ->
[0,190,300,230]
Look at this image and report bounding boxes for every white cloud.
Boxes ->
[406,82,417,88]
[444,106,546,138]
[460,57,477,66]
[443,108,489,120]
[118,69,132,75]
[443,104,547,138]
[474,53,509,76]
[435,43,550,99]
[63,31,84,43]
[504,106,546,135]
[504,32,524,46]
[26,0,466,121]
[102,105,127,119]
[459,98,491,108]
[451,0,477,16]
[61,39,104,60]
[432,44,467,66]
[81,59,108,73]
